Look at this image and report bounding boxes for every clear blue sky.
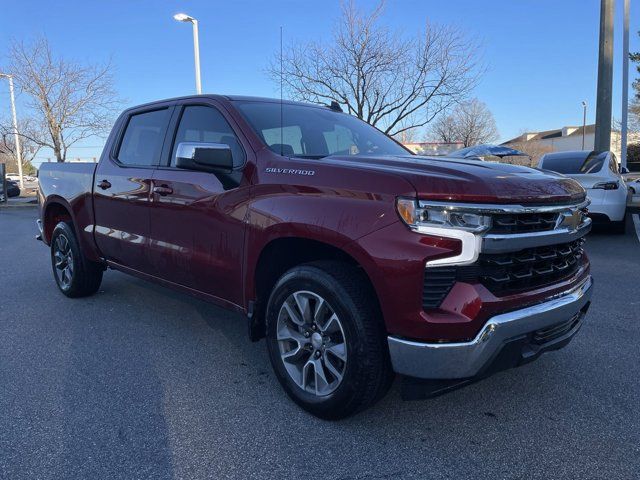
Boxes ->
[1,0,638,166]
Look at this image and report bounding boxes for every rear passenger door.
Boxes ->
[93,105,173,274]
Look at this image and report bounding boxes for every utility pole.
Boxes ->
[594,0,615,153]
[621,0,630,167]
[0,73,24,190]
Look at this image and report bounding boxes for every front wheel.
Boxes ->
[265,261,393,420]
[50,222,104,297]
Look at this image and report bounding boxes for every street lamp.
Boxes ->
[581,101,587,150]
[0,73,24,189]
[173,13,202,94]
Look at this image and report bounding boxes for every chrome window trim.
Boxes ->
[418,199,590,215]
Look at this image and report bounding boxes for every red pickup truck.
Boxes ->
[37,95,593,419]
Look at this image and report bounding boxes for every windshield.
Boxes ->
[234,101,409,159]
[541,152,607,174]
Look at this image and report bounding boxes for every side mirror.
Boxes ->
[620,165,630,174]
[175,142,233,173]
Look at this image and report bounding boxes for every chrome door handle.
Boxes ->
[153,185,173,196]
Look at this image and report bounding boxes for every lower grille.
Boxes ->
[422,268,456,309]
[532,313,582,344]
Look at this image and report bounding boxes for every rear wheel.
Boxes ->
[51,222,103,297]
[265,261,393,420]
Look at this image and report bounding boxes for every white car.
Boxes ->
[538,151,627,233]
[626,177,640,194]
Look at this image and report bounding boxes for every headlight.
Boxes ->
[396,198,487,267]
[396,198,492,233]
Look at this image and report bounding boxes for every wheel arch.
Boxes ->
[248,236,381,341]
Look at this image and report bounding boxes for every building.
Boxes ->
[501,124,638,162]
[402,141,464,156]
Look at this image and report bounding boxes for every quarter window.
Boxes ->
[117,109,170,166]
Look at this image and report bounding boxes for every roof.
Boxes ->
[502,124,598,145]
[121,94,330,112]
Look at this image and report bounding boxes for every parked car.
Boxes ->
[0,179,20,202]
[37,95,593,419]
[538,150,627,233]
[6,180,20,197]
[626,177,640,195]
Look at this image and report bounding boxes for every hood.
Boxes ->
[322,155,586,204]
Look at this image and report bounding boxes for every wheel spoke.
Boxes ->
[313,358,329,395]
[326,342,347,362]
[293,292,312,323]
[314,297,328,324]
[277,323,306,343]
[319,313,339,333]
[283,300,304,326]
[323,354,344,383]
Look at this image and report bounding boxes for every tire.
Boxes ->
[50,222,104,297]
[610,219,626,235]
[265,261,393,420]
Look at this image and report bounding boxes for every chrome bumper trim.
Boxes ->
[388,276,593,379]
[418,199,590,215]
[482,217,591,254]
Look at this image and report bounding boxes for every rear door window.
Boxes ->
[117,109,170,167]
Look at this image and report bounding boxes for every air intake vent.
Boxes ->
[422,268,457,309]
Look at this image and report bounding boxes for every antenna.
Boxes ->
[280,26,284,156]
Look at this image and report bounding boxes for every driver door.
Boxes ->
[147,101,251,306]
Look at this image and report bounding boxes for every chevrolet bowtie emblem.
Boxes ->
[556,210,582,230]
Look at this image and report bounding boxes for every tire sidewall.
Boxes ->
[265,266,371,416]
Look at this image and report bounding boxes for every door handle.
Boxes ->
[153,185,173,196]
[97,180,111,190]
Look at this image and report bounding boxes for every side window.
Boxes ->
[117,109,170,166]
[171,105,246,167]
[610,154,618,174]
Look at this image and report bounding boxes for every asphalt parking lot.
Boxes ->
[1,207,639,479]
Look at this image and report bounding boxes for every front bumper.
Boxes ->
[388,275,593,379]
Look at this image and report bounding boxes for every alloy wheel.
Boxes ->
[276,290,347,396]
[53,234,74,290]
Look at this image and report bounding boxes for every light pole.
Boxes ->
[0,73,24,189]
[173,13,202,94]
[581,101,587,150]
[621,0,630,167]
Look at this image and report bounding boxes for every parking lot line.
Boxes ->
[633,214,640,244]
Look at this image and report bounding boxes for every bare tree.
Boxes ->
[5,37,120,162]
[269,1,482,137]
[430,99,498,147]
[0,117,42,174]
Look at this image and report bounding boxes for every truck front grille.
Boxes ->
[488,212,558,234]
[422,239,585,309]
[466,238,585,295]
